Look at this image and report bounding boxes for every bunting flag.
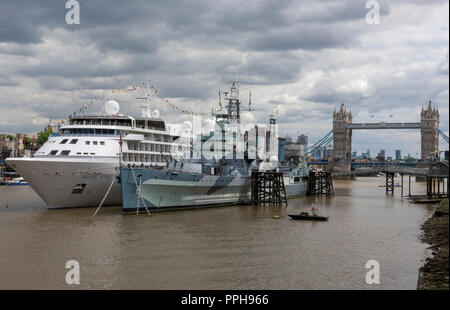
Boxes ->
[111,81,147,94]
[112,80,213,116]
[55,97,98,126]
[58,79,214,128]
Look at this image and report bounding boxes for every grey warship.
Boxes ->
[120,81,260,213]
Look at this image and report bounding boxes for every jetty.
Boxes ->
[251,171,288,206]
[307,170,334,197]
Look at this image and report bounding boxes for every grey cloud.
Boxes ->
[248,23,360,51]
[1,0,376,53]
[437,52,449,75]
[0,0,448,156]
[230,52,303,85]
[17,49,161,79]
[0,0,64,43]
[293,0,390,24]
[0,76,19,86]
[0,43,36,56]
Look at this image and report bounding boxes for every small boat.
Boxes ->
[6,177,29,186]
[288,208,329,221]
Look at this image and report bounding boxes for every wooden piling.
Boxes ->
[385,172,395,194]
[307,171,334,197]
[251,171,288,206]
[408,174,411,197]
[401,174,404,197]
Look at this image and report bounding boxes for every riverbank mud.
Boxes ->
[418,199,449,290]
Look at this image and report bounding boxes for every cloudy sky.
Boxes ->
[0,0,448,157]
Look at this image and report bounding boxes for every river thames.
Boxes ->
[0,176,435,289]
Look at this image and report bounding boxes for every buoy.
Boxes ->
[273,215,280,219]
[5,201,8,209]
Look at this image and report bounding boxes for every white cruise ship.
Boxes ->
[6,100,186,209]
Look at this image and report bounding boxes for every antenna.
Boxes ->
[227,80,241,124]
[213,80,254,126]
[136,79,153,126]
[268,97,279,119]
[103,92,106,115]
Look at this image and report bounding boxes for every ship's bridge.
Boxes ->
[68,115,166,131]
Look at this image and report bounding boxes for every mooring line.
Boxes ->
[130,166,151,216]
[93,169,119,217]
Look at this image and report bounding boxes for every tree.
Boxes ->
[37,127,53,147]
[23,136,32,148]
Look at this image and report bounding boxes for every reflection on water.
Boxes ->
[0,176,436,289]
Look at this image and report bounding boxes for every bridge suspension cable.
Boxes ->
[436,129,449,144]
[305,130,333,156]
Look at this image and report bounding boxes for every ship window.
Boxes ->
[85,141,90,145]
[93,141,98,145]
[60,150,71,156]
[72,184,86,194]
[70,139,78,144]
[83,153,89,155]
[49,150,58,155]
[77,152,81,155]
[100,141,105,145]
[60,139,68,144]
[90,153,95,155]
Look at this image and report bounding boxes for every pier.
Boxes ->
[382,164,448,200]
[330,163,449,202]
[307,171,335,197]
[251,171,288,206]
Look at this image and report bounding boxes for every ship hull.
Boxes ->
[284,181,308,198]
[5,157,121,208]
[120,166,251,213]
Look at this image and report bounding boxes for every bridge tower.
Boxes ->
[332,101,352,162]
[421,100,440,161]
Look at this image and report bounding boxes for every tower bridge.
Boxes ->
[328,100,441,173]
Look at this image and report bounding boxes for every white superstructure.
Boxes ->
[6,100,185,208]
